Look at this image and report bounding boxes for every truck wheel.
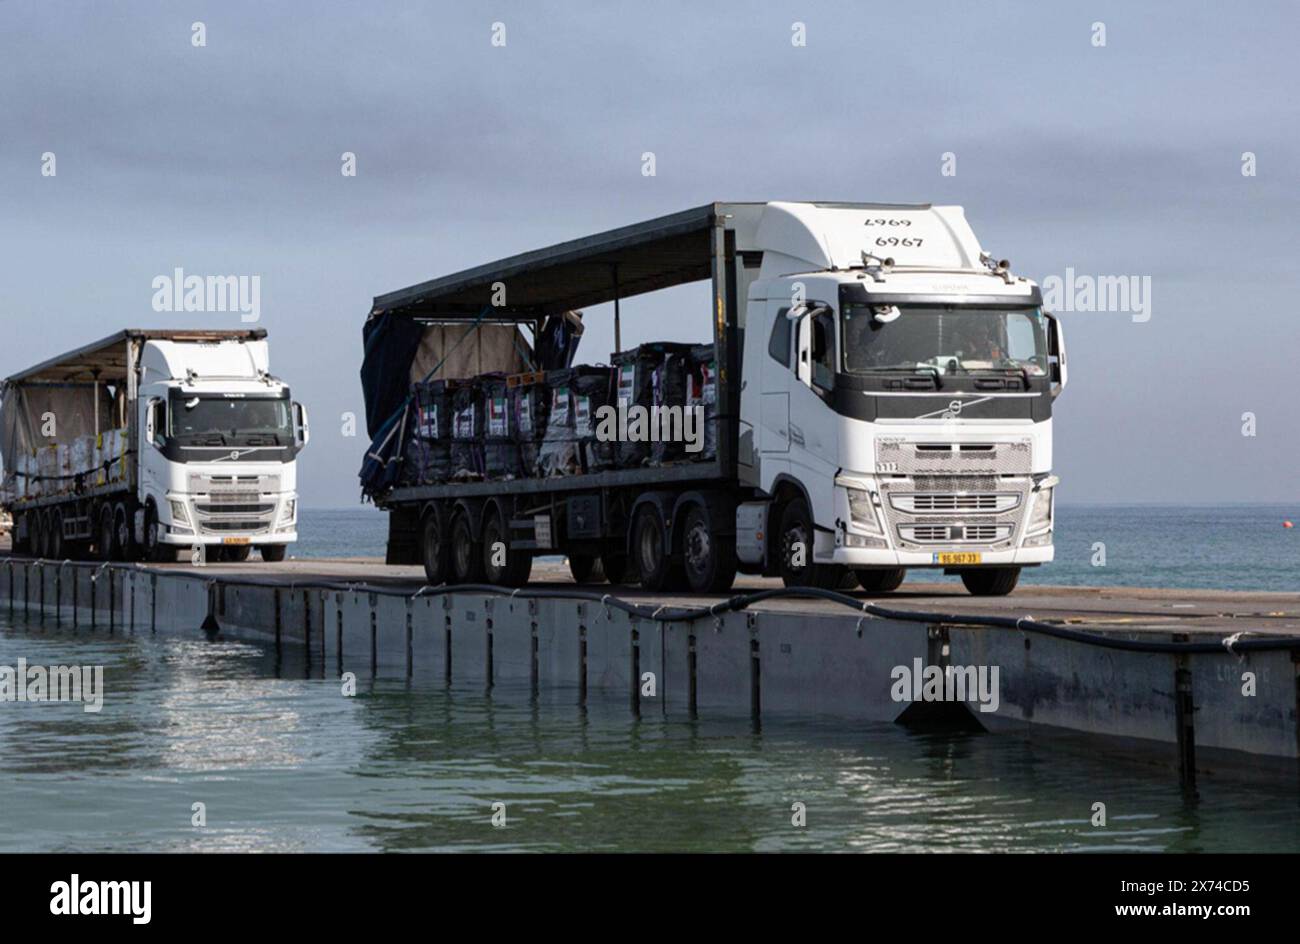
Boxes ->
[140,502,169,563]
[49,509,64,560]
[567,554,605,584]
[681,504,737,594]
[113,503,136,562]
[12,513,29,555]
[777,497,842,589]
[600,552,637,585]
[450,510,485,584]
[633,505,685,592]
[30,511,45,559]
[420,511,450,586]
[960,567,1020,596]
[99,505,118,561]
[259,544,288,563]
[856,568,906,593]
[482,511,531,587]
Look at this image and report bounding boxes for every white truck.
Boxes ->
[366,201,1066,595]
[1,329,308,562]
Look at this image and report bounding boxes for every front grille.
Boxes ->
[898,522,1013,544]
[202,520,269,532]
[891,493,1020,513]
[188,473,282,493]
[196,503,275,515]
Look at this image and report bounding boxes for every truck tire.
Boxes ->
[855,568,906,593]
[450,509,485,584]
[420,511,450,586]
[777,497,843,589]
[259,544,288,563]
[30,511,45,559]
[681,504,737,594]
[960,567,1020,596]
[567,554,604,584]
[482,510,531,587]
[49,509,64,560]
[140,503,166,563]
[99,505,118,562]
[114,502,136,562]
[633,504,685,592]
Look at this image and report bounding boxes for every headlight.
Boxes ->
[1027,486,1053,533]
[846,487,882,535]
[169,499,190,524]
[279,499,296,525]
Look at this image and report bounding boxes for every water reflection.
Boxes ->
[1,611,1298,853]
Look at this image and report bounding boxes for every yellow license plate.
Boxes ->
[222,537,251,546]
[934,552,982,565]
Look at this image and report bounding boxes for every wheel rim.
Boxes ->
[483,520,503,581]
[453,519,473,578]
[684,518,710,579]
[422,518,443,581]
[783,523,808,574]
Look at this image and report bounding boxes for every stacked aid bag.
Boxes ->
[612,342,693,468]
[406,380,452,484]
[450,380,484,479]
[536,369,580,476]
[481,374,519,480]
[687,344,718,462]
[650,349,690,465]
[572,366,615,473]
[510,377,549,477]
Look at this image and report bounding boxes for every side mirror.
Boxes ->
[1045,313,1067,395]
[293,401,310,448]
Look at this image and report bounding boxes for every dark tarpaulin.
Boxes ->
[360,311,426,440]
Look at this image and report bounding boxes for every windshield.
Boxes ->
[168,393,292,446]
[841,305,1049,376]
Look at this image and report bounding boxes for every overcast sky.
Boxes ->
[2,1,1296,507]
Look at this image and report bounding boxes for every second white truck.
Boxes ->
[1,329,308,562]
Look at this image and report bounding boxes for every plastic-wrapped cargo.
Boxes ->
[509,376,549,477]
[481,374,519,480]
[650,350,690,466]
[450,381,484,480]
[71,435,94,480]
[687,343,718,462]
[536,369,580,477]
[37,446,57,494]
[611,342,692,468]
[572,366,614,473]
[404,380,452,485]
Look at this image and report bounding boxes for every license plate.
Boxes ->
[934,552,981,565]
[222,537,251,546]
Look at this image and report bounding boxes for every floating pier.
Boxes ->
[3,554,1298,786]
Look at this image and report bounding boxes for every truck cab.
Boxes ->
[737,203,1066,595]
[136,338,308,561]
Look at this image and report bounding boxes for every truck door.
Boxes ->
[759,302,792,454]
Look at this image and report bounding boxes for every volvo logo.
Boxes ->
[917,396,993,420]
